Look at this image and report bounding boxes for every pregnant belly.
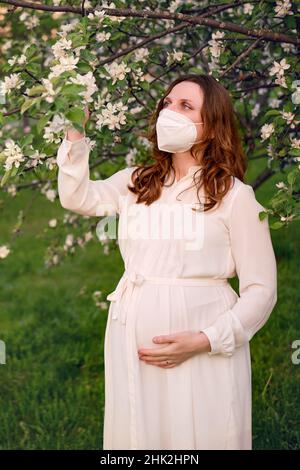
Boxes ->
[134,282,239,351]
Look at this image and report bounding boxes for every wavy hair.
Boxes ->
[127,73,247,212]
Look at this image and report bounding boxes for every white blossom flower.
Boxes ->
[274,0,293,17]
[52,254,59,265]
[0,245,10,259]
[1,73,24,95]
[282,42,297,53]
[20,12,40,29]
[98,301,108,309]
[96,31,111,42]
[134,48,149,63]
[93,290,102,298]
[290,137,300,149]
[68,71,98,103]
[125,147,138,167]
[1,40,13,53]
[137,135,151,149]
[52,37,72,59]
[281,111,295,127]
[208,31,225,59]
[280,214,295,222]
[276,181,288,190]
[101,1,126,22]
[45,189,57,202]
[8,54,27,67]
[267,143,275,158]
[7,184,17,197]
[40,78,59,104]
[87,9,106,22]
[84,232,93,242]
[43,114,70,143]
[291,85,300,104]
[261,123,275,141]
[48,55,79,79]
[3,140,25,171]
[96,101,128,131]
[104,61,131,84]
[169,0,183,13]
[251,103,260,118]
[49,218,58,228]
[275,75,288,88]
[269,58,290,77]
[166,49,184,66]
[243,3,254,14]
[64,234,74,248]
[268,98,281,108]
[131,105,144,114]
[57,21,79,37]
[25,149,47,168]
[132,67,146,83]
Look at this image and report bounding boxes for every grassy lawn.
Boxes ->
[0,158,299,449]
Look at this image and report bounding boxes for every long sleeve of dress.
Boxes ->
[200,183,278,358]
[56,136,134,216]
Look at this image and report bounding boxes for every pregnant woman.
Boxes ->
[56,73,277,450]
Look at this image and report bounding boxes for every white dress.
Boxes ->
[56,136,277,450]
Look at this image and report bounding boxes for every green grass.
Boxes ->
[0,158,299,449]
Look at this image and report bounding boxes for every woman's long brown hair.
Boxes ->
[127,73,247,212]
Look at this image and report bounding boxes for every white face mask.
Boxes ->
[156,108,204,153]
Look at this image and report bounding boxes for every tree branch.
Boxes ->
[0,1,298,44]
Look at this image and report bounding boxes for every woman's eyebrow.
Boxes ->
[163,97,194,103]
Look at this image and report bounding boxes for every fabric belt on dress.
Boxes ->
[106,270,229,325]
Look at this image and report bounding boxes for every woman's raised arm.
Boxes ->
[56,136,135,217]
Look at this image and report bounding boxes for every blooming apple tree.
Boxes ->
[0,0,299,266]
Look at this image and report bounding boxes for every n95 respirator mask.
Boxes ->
[156,108,204,153]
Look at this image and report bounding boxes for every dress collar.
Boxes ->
[164,165,203,185]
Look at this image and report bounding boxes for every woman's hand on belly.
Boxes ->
[137,331,211,368]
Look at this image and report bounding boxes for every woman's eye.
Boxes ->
[163,102,191,109]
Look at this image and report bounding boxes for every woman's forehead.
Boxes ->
[166,82,204,106]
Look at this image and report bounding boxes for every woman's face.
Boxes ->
[161,81,205,142]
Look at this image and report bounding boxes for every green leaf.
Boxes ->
[287,171,296,185]
[61,83,86,97]
[24,63,41,75]
[270,221,283,229]
[25,44,38,59]
[259,210,268,220]
[264,109,281,117]
[139,80,150,91]
[65,107,85,126]
[10,166,19,177]
[37,115,50,135]
[79,49,97,62]
[21,98,37,115]
[20,134,34,147]
[0,169,12,187]
[27,85,46,96]
[76,62,94,73]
